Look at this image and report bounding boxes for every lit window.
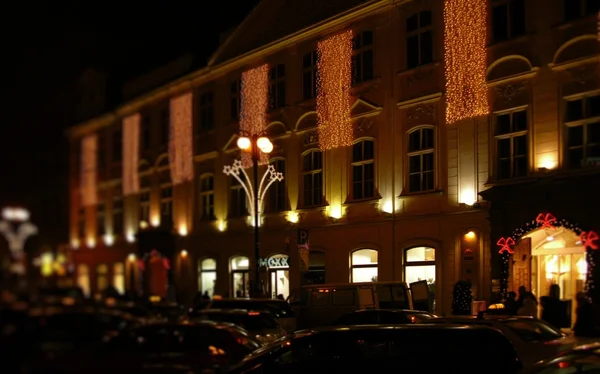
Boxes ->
[351,31,374,85]
[200,175,215,220]
[96,263,108,292]
[198,258,217,297]
[408,127,434,192]
[351,140,375,200]
[404,247,436,286]
[113,262,125,294]
[231,256,250,298]
[491,0,526,43]
[406,11,433,69]
[351,249,378,283]
[302,151,323,207]
[77,264,90,297]
[494,110,528,179]
[565,95,600,169]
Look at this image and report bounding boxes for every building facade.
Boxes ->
[66,0,600,318]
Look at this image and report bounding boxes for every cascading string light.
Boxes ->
[444,0,489,124]
[169,92,194,184]
[122,113,140,196]
[80,134,98,207]
[317,30,353,150]
[240,64,270,167]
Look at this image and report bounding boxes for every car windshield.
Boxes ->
[502,320,564,342]
[198,312,279,330]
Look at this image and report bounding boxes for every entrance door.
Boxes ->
[269,269,290,300]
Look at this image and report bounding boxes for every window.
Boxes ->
[351,140,375,200]
[302,51,318,100]
[351,249,378,283]
[160,108,170,146]
[352,31,374,85]
[564,0,600,22]
[269,64,286,110]
[160,186,173,227]
[113,262,125,294]
[230,79,241,121]
[302,151,323,207]
[96,263,108,292]
[406,11,433,69]
[231,256,250,298]
[565,95,600,168]
[404,247,435,286]
[492,0,526,43]
[269,159,286,212]
[78,208,85,238]
[112,130,122,162]
[198,92,214,132]
[141,116,150,150]
[200,175,215,220]
[230,178,248,218]
[198,258,217,297]
[408,127,435,192]
[97,201,105,236]
[112,197,123,234]
[495,110,528,179]
[304,251,326,285]
[97,134,105,168]
[139,190,150,224]
[77,264,90,297]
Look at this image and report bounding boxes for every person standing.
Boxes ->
[573,292,595,337]
[541,284,563,328]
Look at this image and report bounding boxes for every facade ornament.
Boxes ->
[303,129,319,146]
[407,103,437,125]
[354,118,374,133]
[495,82,526,104]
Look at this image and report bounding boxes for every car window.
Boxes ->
[503,320,564,342]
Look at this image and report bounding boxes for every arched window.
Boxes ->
[302,150,323,207]
[350,249,378,283]
[351,140,375,200]
[230,256,250,298]
[96,263,108,292]
[200,175,215,220]
[407,127,434,192]
[404,246,435,285]
[77,264,90,297]
[198,258,217,297]
[113,262,125,294]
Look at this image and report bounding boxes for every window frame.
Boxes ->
[229,178,248,218]
[160,107,170,146]
[112,130,122,162]
[198,91,215,132]
[350,248,379,283]
[564,92,600,169]
[406,126,436,193]
[268,158,287,212]
[230,79,241,122]
[302,50,318,100]
[268,64,286,110]
[563,0,600,22]
[403,246,436,286]
[350,139,376,201]
[199,174,216,221]
[141,115,151,151]
[492,107,529,180]
[160,184,173,227]
[97,200,106,236]
[198,257,217,296]
[351,30,374,85]
[112,196,124,235]
[405,10,434,69]
[301,150,324,208]
[230,256,250,298]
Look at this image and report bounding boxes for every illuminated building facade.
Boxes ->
[66,0,600,317]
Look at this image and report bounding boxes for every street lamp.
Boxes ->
[225,132,280,297]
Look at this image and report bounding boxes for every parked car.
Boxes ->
[520,342,600,373]
[228,324,522,373]
[193,309,286,344]
[424,316,582,366]
[331,309,437,325]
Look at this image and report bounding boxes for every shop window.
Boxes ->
[198,92,214,132]
[231,256,250,298]
[350,249,378,283]
[494,109,528,179]
[113,262,125,294]
[198,258,217,297]
[77,264,90,297]
[352,31,374,85]
[565,95,600,168]
[302,150,323,207]
[406,10,433,69]
[230,178,248,218]
[408,127,435,192]
[351,139,375,200]
[564,0,600,22]
[160,185,173,226]
[96,263,108,292]
[404,247,436,286]
[268,64,286,110]
[200,175,215,220]
[302,50,318,100]
[268,159,286,212]
[491,0,526,43]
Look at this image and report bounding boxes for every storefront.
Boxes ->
[260,253,290,299]
[230,255,250,297]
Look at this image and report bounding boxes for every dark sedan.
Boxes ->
[331,308,437,325]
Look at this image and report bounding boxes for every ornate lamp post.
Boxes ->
[0,207,38,277]
[223,132,283,297]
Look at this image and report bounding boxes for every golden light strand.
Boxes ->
[444,0,489,124]
[80,134,98,207]
[317,30,353,150]
[240,64,269,167]
[122,113,140,196]
[169,92,194,184]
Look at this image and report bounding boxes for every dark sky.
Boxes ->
[0,0,259,245]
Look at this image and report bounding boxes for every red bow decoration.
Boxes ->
[536,213,557,229]
[580,231,599,250]
[497,237,515,254]
[162,258,171,270]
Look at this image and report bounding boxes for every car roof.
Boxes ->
[295,323,496,335]
[354,309,431,314]
[430,316,535,323]
[196,308,272,315]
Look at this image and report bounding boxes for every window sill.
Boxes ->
[398,190,443,198]
[296,97,316,108]
[396,61,441,76]
[296,203,328,212]
[487,32,533,49]
[344,195,381,205]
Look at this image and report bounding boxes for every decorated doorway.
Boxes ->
[497,212,598,319]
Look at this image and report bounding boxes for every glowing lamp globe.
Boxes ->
[237,136,251,150]
[257,137,273,153]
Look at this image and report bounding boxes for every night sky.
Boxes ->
[0,1,259,246]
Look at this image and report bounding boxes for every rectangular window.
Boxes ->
[141,116,150,150]
[302,151,323,207]
[230,79,241,121]
[495,110,528,179]
[160,186,173,226]
[302,51,318,100]
[406,11,433,69]
[112,130,122,162]
[230,179,248,218]
[112,197,123,234]
[565,95,600,168]
[492,0,526,43]
[97,202,105,236]
[564,0,600,21]
[351,31,374,85]
[200,175,215,220]
[78,208,85,238]
[268,64,286,110]
[139,191,150,224]
[351,140,375,200]
[408,128,435,192]
[160,108,170,146]
[269,159,286,212]
[198,92,214,132]
[97,134,105,168]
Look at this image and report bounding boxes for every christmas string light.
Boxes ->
[240,64,269,167]
[122,113,140,196]
[444,0,489,124]
[169,92,194,184]
[80,134,98,206]
[317,30,353,150]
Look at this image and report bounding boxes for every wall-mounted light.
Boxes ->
[538,155,557,171]
[217,220,227,232]
[71,238,80,249]
[381,200,393,214]
[86,237,96,248]
[139,220,149,229]
[127,253,136,262]
[103,234,115,246]
[459,189,476,206]
[2,207,30,222]
[150,216,160,227]
[126,232,135,243]
[464,231,476,241]
[286,211,299,224]
[178,225,188,236]
[328,204,343,219]
[180,250,188,258]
